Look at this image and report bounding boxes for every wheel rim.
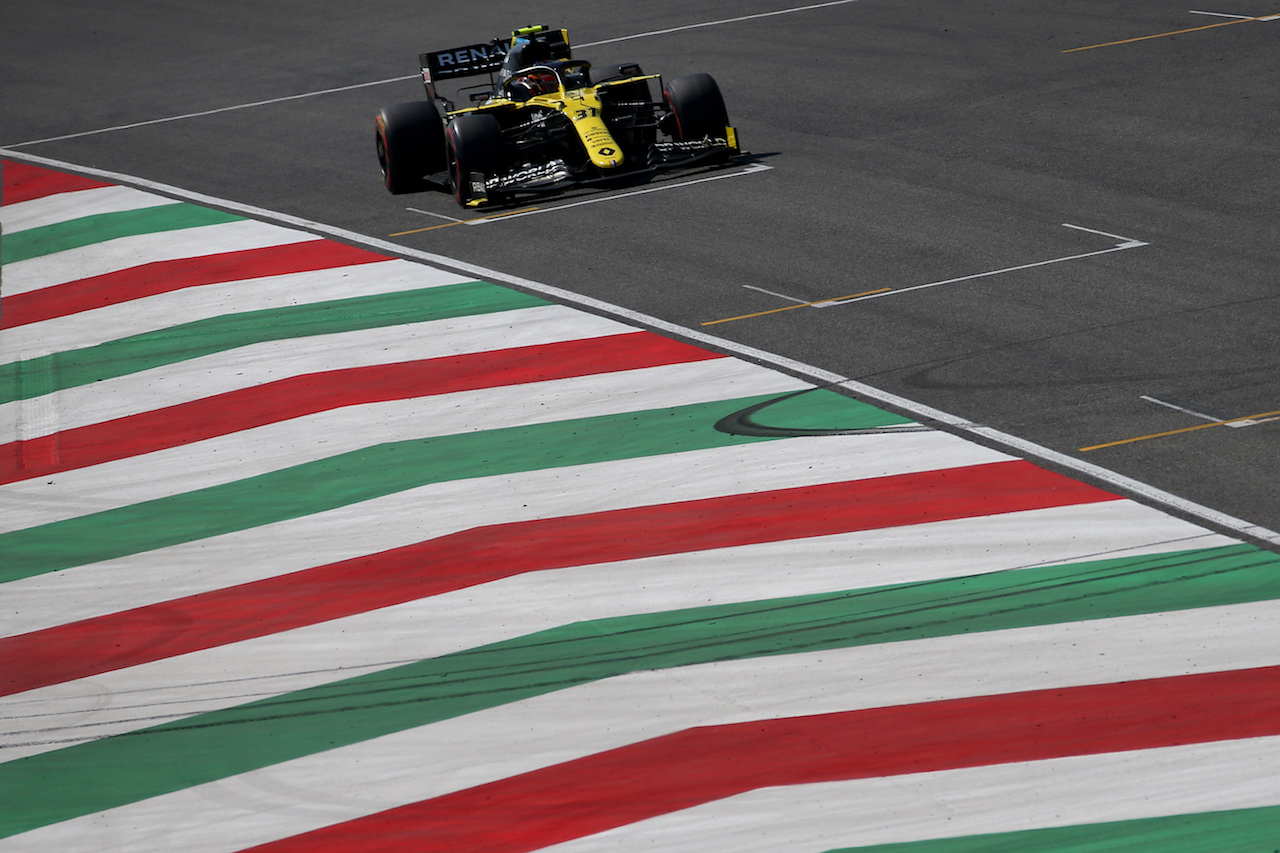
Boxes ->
[376,126,391,186]
[447,132,465,203]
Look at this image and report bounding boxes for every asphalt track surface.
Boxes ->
[4,3,1280,851]
[3,0,1277,539]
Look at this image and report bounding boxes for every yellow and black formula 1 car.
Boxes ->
[375,25,740,207]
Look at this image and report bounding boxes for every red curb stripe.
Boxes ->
[0,331,717,485]
[0,240,388,328]
[0,460,1116,696]
[242,664,1280,853]
[1,160,113,207]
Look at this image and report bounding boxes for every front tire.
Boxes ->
[375,101,445,194]
[446,113,505,207]
[662,73,729,143]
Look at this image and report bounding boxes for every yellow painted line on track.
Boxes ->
[1080,408,1280,452]
[390,208,540,236]
[389,221,462,235]
[1063,12,1279,53]
[475,206,543,222]
[701,288,892,326]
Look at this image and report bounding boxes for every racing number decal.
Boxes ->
[573,107,599,120]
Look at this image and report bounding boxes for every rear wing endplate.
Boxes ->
[420,42,507,95]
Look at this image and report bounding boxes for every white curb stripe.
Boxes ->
[7,601,1276,852]
[0,218,321,298]
[3,427,1013,633]
[0,184,178,234]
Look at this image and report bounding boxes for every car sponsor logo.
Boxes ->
[654,137,730,153]
[435,44,506,67]
[489,159,571,190]
[423,42,508,80]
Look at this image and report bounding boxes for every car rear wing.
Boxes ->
[419,26,570,100]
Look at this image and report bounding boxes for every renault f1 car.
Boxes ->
[375,25,739,207]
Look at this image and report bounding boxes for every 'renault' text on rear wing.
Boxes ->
[419,26,571,101]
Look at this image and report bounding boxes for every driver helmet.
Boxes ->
[508,69,557,100]
[501,36,551,81]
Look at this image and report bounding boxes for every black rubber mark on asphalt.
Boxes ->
[714,387,929,438]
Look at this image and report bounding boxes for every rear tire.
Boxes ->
[375,101,445,194]
[446,113,505,207]
[662,73,729,142]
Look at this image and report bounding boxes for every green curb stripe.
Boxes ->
[824,802,1280,852]
[2,543,1275,837]
[0,281,547,404]
[1,202,244,264]
[0,389,870,581]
